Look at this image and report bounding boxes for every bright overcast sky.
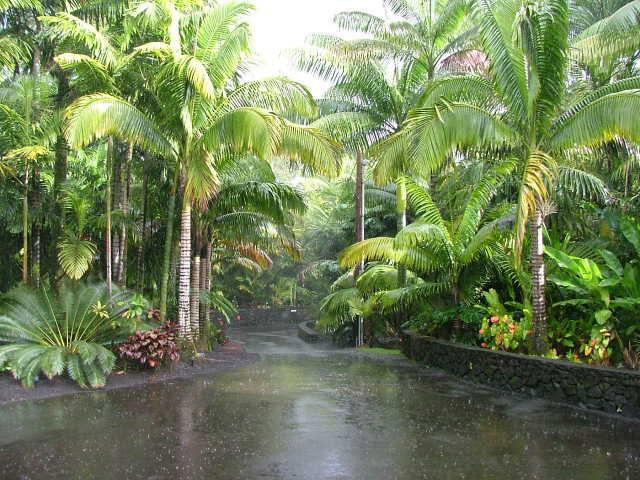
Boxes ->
[247,0,386,95]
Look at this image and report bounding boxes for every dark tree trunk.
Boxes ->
[112,146,122,282]
[452,283,462,334]
[354,151,367,347]
[30,169,41,286]
[117,143,133,285]
[49,66,70,280]
[105,137,114,296]
[531,210,548,353]
[396,177,408,287]
[354,150,365,279]
[137,154,150,290]
[160,165,181,322]
[22,162,29,284]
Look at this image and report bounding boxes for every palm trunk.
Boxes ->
[190,250,201,340]
[531,209,548,353]
[22,161,29,284]
[105,137,114,296]
[51,135,68,278]
[33,226,40,286]
[118,143,133,284]
[50,66,69,280]
[354,150,365,279]
[396,177,408,287]
[137,154,150,290]
[201,241,212,330]
[160,165,181,321]
[112,147,122,282]
[177,199,192,338]
[31,44,41,77]
[31,172,41,286]
[354,151,366,347]
[198,252,207,331]
[452,282,461,334]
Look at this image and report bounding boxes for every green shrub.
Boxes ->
[476,289,533,352]
[0,282,132,388]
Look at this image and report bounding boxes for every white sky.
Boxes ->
[247,0,386,95]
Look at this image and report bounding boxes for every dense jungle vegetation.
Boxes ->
[0,0,639,387]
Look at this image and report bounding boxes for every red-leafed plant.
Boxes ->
[117,323,180,368]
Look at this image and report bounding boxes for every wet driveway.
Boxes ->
[0,327,639,479]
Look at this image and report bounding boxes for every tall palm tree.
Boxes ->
[0,74,57,284]
[42,10,138,294]
[64,0,339,337]
[296,0,475,288]
[394,0,640,351]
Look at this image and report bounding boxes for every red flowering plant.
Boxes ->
[117,322,180,369]
[477,289,533,352]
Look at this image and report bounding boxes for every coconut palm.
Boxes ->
[64,0,339,337]
[392,0,640,350]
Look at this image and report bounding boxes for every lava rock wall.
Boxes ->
[402,332,640,418]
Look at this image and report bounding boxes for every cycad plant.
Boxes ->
[394,0,640,350]
[0,282,130,388]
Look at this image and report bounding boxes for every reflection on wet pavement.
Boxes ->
[0,327,639,479]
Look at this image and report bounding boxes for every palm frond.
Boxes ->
[550,90,640,149]
[64,93,174,157]
[41,12,118,68]
[58,234,97,279]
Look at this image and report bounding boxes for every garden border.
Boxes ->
[402,331,640,418]
[297,320,327,343]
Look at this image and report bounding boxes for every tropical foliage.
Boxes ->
[0,0,639,390]
[0,282,131,387]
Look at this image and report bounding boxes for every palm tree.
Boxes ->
[0,74,57,284]
[339,161,514,320]
[42,9,150,293]
[394,0,640,351]
[64,0,339,337]
[197,163,307,330]
[296,0,475,288]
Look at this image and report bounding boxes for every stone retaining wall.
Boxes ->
[402,332,640,418]
[297,321,324,343]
